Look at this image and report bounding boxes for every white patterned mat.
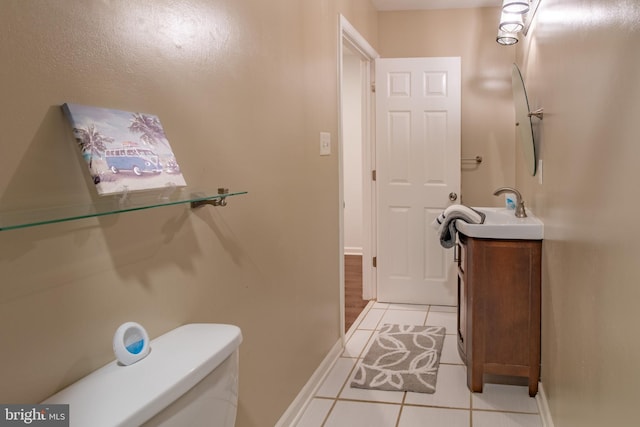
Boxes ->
[351,324,446,394]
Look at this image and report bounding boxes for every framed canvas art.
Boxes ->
[62,103,187,196]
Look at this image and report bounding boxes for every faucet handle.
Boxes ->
[515,200,527,218]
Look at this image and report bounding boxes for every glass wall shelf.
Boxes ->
[0,188,247,231]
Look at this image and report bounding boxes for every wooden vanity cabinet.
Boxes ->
[456,233,542,397]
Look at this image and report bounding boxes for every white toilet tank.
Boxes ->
[43,324,242,427]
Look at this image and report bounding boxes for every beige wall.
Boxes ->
[6,1,639,425]
[378,7,516,206]
[0,1,377,426]
[516,1,640,425]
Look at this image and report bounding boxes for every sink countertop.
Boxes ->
[456,207,543,240]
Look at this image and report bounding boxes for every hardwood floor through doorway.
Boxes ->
[345,254,369,332]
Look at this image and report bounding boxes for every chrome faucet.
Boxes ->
[493,187,527,218]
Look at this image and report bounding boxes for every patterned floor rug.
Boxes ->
[351,324,446,394]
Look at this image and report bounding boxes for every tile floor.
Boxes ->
[294,302,542,427]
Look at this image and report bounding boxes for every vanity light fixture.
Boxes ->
[496,30,519,46]
[496,0,541,46]
[499,12,524,33]
[502,0,530,14]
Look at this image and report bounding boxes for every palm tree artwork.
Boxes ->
[128,113,167,146]
[74,125,114,184]
[62,103,187,196]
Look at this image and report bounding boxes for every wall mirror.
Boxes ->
[512,63,542,176]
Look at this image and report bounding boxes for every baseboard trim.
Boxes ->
[344,247,363,256]
[276,301,376,427]
[274,338,344,427]
[537,382,555,427]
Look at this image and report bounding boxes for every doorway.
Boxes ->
[338,19,462,334]
[338,15,378,335]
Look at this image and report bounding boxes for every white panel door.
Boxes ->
[376,57,461,305]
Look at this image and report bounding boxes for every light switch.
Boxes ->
[320,132,331,156]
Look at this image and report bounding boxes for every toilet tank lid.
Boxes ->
[43,323,242,427]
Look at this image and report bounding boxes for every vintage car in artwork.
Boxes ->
[105,146,162,176]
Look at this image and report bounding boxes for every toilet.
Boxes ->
[43,323,242,427]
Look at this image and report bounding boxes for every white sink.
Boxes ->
[456,207,543,240]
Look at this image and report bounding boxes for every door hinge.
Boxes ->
[372,170,376,181]
[371,83,376,93]
[372,256,377,268]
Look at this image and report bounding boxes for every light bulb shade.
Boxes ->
[502,0,530,14]
[499,12,524,33]
[496,30,519,45]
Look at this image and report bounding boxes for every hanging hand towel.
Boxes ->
[431,205,485,249]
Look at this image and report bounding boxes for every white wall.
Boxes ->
[342,49,364,255]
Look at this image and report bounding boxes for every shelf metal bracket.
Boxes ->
[462,155,483,164]
[528,108,544,120]
[191,188,230,208]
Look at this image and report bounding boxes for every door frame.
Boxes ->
[338,15,379,336]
